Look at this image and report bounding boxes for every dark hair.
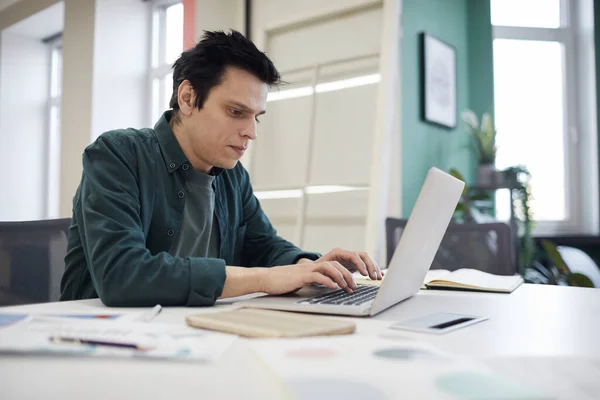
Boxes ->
[169,30,281,115]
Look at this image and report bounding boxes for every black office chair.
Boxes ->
[385,217,516,275]
[0,218,71,306]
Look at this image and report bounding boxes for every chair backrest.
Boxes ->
[385,217,516,276]
[0,218,71,306]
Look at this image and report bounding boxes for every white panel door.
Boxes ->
[246,0,400,260]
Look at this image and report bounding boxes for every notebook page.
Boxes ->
[423,269,451,284]
[438,269,521,290]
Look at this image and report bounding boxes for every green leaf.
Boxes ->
[567,273,595,288]
[449,169,468,196]
[530,260,558,284]
[541,240,571,275]
[486,115,494,141]
[524,268,551,284]
[470,193,492,201]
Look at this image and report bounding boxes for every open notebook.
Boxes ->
[355,269,523,293]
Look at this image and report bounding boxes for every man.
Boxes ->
[60,30,382,307]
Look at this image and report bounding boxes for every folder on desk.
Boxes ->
[186,308,356,338]
[355,269,523,293]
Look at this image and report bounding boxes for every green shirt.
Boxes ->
[60,111,320,307]
[169,170,220,259]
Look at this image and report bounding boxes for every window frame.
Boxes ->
[491,0,597,235]
[44,34,62,219]
[148,0,181,125]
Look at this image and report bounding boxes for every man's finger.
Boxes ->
[326,248,367,275]
[343,250,368,276]
[330,261,357,289]
[309,272,337,290]
[359,252,380,280]
[316,262,352,293]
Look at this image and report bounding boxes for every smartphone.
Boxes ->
[389,313,488,334]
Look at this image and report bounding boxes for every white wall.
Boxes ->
[195,0,244,37]
[91,0,149,139]
[0,31,49,220]
[250,0,381,50]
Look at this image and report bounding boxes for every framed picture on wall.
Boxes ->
[420,32,457,129]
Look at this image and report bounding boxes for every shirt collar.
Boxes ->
[154,110,223,176]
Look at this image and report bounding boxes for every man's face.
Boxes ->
[181,67,268,172]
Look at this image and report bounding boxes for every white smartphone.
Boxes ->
[389,313,488,334]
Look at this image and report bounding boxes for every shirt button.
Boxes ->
[182,163,189,171]
[167,229,174,237]
[169,162,176,169]
[177,191,184,198]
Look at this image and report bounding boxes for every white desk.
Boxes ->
[1,284,599,399]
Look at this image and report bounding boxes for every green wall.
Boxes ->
[595,0,600,230]
[467,0,495,119]
[401,0,494,217]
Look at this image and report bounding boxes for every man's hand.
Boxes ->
[316,248,383,280]
[259,261,358,295]
[221,249,382,299]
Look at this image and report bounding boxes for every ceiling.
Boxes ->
[4,1,63,39]
[0,0,21,13]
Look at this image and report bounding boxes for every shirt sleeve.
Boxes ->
[238,166,322,267]
[78,135,226,307]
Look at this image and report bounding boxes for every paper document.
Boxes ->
[0,313,124,327]
[480,356,600,400]
[249,336,550,400]
[0,315,236,362]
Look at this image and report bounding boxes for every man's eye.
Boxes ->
[230,109,242,117]
[255,117,261,124]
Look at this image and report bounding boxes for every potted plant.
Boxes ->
[448,168,493,223]
[503,165,535,272]
[461,109,502,186]
[525,240,594,287]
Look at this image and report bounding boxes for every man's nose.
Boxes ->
[242,120,257,140]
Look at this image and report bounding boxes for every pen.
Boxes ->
[137,304,163,322]
[49,336,152,351]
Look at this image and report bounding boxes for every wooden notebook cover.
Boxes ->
[185,308,356,338]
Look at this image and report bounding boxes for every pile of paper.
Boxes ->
[0,314,236,362]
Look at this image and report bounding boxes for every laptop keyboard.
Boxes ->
[296,285,379,306]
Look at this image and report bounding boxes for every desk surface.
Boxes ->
[1,284,599,399]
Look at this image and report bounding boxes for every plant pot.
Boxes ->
[476,164,496,186]
[493,170,507,187]
[477,164,508,187]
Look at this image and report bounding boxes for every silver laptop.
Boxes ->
[238,167,465,317]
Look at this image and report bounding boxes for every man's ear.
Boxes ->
[177,80,196,116]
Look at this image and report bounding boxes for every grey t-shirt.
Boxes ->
[169,170,220,258]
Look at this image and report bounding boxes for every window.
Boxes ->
[491,0,597,234]
[150,0,183,124]
[46,36,62,218]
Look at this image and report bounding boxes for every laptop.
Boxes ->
[238,167,465,317]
